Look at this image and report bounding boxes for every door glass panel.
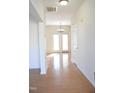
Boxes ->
[53,34,60,50]
[62,34,68,50]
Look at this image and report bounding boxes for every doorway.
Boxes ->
[53,33,69,53]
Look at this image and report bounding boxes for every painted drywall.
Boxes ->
[71,0,95,86]
[38,22,47,74]
[46,25,71,53]
[29,0,42,22]
[29,0,47,74]
[29,16,40,69]
[30,0,44,20]
[29,19,47,73]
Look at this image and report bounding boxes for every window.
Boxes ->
[53,34,60,50]
[62,34,68,50]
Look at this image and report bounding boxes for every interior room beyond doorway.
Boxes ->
[46,25,71,54]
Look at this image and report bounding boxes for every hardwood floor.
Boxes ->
[29,53,95,93]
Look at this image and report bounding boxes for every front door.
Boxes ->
[53,33,69,53]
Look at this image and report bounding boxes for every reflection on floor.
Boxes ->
[29,53,95,93]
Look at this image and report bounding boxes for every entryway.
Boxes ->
[53,33,69,53]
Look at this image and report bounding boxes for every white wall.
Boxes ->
[29,0,47,74]
[71,0,95,86]
[38,22,47,74]
[29,16,40,69]
[30,0,44,20]
[29,17,47,73]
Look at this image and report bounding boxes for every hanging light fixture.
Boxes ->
[59,0,69,6]
[57,23,65,32]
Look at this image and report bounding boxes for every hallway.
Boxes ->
[29,0,95,92]
[29,53,95,93]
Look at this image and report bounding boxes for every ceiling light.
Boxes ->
[59,0,69,6]
[57,28,65,32]
[57,23,65,32]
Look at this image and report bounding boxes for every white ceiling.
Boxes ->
[44,0,83,25]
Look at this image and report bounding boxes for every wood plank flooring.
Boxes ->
[29,53,95,93]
